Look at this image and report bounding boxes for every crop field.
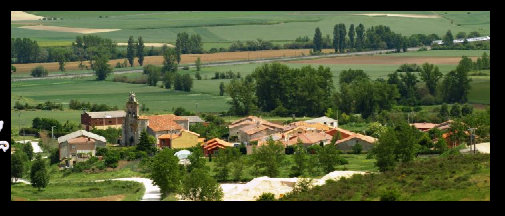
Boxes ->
[381,50,490,57]
[468,76,490,104]
[12,11,489,49]
[289,56,478,65]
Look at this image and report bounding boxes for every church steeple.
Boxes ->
[126,91,139,117]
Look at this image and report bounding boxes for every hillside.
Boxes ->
[280,154,490,201]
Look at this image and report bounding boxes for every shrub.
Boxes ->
[256,193,276,201]
[380,189,400,201]
[352,143,363,154]
[31,66,49,77]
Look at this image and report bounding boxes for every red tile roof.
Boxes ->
[138,114,187,132]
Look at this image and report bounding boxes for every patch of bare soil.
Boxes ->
[11,11,44,21]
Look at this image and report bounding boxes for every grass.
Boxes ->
[468,75,490,104]
[11,180,144,201]
[12,11,489,47]
[382,50,490,57]
[280,153,490,201]
[47,161,147,184]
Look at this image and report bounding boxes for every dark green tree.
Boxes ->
[313,27,323,52]
[348,24,355,49]
[195,57,201,71]
[187,144,207,172]
[30,155,50,190]
[355,24,365,51]
[137,130,157,155]
[11,151,28,182]
[137,36,145,66]
[93,54,112,80]
[439,103,450,120]
[338,23,347,52]
[31,66,48,77]
[333,24,341,52]
[219,82,225,96]
[149,148,183,196]
[450,103,462,118]
[162,48,179,73]
[461,104,474,116]
[317,142,343,174]
[443,30,454,46]
[22,142,34,161]
[251,138,286,177]
[180,168,223,201]
[419,63,443,95]
[127,36,136,67]
[290,143,308,177]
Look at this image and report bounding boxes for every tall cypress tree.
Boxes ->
[339,24,347,52]
[313,27,323,52]
[355,24,365,51]
[348,24,355,50]
[127,36,136,67]
[333,24,341,53]
[137,36,145,66]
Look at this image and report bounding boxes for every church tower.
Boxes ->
[122,92,140,146]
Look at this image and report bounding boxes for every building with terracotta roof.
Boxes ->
[229,116,284,143]
[120,92,192,147]
[58,130,106,168]
[410,122,439,132]
[334,133,377,152]
[203,138,234,156]
[158,130,202,149]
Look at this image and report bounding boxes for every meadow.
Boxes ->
[11,180,144,201]
[12,11,490,50]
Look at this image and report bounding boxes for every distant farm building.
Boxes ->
[58,130,106,167]
[203,138,233,156]
[304,116,338,128]
[432,36,490,45]
[81,110,126,131]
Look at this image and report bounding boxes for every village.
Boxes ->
[10,11,490,202]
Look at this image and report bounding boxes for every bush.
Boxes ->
[256,192,276,201]
[380,189,400,201]
[31,66,49,77]
[352,143,363,154]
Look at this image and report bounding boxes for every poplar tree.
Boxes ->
[313,27,323,52]
[127,36,136,67]
[348,24,355,50]
[137,36,145,66]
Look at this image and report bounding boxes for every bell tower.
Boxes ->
[122,92,140,146]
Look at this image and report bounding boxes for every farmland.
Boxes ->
[12,11,489,50]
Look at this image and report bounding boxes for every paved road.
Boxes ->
[12,47,423,82]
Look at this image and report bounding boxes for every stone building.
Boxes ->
[58,130,106,167]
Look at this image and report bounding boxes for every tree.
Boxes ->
[180,168,223,201]
[290,143,308,177]
[30,155,50,190]
[419,63,443,95]
[22,142,34,161]
[163,72,174,89]
[348,24,355,49]
[313,27,323,52]
[355,23,365,51]
[187,144,207,173]
[339,69,369,85]
[147,67,161,86]
[54,48,68,72]
[256,192,276,201]
[181,74,193,92]
[443,30,454,46]
[441,58,472,103]
[338,23,347,52]
[468,31,481,38]
[219,82,225,96]
[439,103,450,120]
[251,138,286,177]
[213,147,240,181]
[450,103,462,118]
[195,71,202,80]
[93,54,112,80]
[149,148,183,196]
[137,130,157,155]
[447,120,468,148]
[333,24,341,53]
[225,76,258,116]
[31,66,48,77]
[162,48,178,73]
[371,122,421,172]
[481,52,490,69]
[461,104,474,116]
[137,36,145,66]
[127,36,136,67]
[455,32,467,39]
[317,142,343,174]
[352,143,363,154]
[11,151,28,183]
[195,57,201,71]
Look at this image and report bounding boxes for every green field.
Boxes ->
[12,11,490,50]
[11,180,144,201]
[383,50,490,57]
[468,76,490,104]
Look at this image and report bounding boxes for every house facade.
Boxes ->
[58,130,106,167]
[81,110,126,131]
[158,130,202,149]
[305,116,338,128]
